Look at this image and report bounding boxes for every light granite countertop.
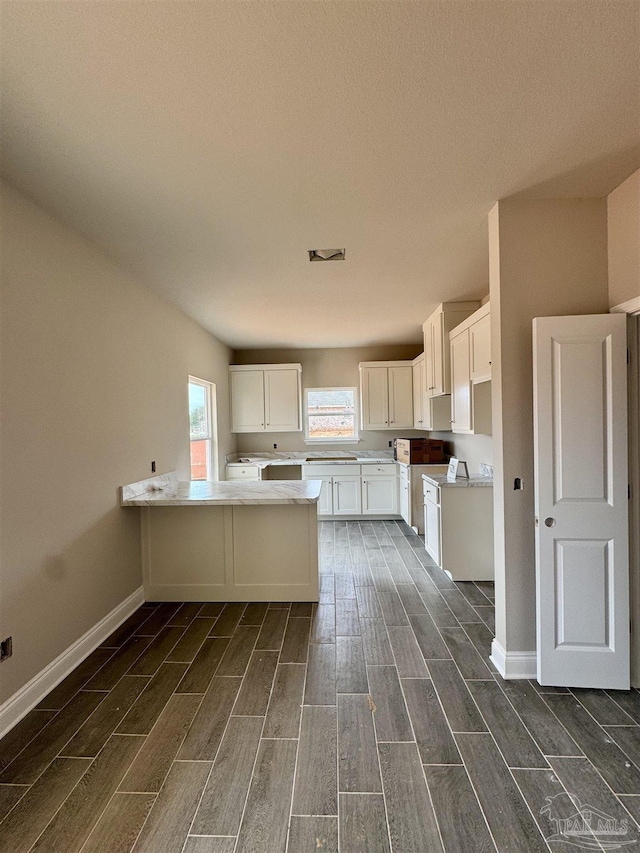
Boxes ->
[121,472,322,506]
[227,451,396,469]
[422,474,494,489]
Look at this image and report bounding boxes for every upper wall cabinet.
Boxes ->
[412,354,452,431]
[230,363,302,433]
[449,302,492,435]
[423,302,480,397]
[359,361,413,430]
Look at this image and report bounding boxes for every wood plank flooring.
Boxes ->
[2,520,640,852]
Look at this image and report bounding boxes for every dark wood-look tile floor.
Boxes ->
[2,520,640,852]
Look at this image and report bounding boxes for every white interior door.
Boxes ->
[533,314,629,689]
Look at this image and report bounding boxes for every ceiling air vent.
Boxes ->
[308,248,346,262]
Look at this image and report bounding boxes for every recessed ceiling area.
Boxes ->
[1,1,638,349]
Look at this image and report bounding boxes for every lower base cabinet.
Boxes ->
[423,476,494,580]
[304,463,398,518]
[362,475,398,515]
[333,475,362,515]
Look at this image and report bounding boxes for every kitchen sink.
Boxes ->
[305,456,358,462]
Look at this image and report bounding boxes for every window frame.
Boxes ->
[304,386,360,444]
[188,376,218,481]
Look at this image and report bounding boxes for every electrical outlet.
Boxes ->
[1,636,12,662]
[151,461,156,473]
[273,443,277,450]
[388,441,393,447]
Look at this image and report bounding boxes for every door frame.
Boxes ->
[612,298,640,686]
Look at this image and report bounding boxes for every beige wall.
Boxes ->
[429,432,493,476]
[608,170,640,309]
[0,181,234,705]
[232,345,428,454]
[490,197,609,654]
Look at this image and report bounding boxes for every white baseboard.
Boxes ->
[0,586,145,739]
[490,639,537,680]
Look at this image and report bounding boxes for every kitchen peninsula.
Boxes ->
[121,472,321,602]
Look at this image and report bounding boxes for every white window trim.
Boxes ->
[304,386,361,444]
[189,376,218,481]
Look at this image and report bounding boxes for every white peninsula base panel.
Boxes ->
[141,503,318,602]
[122,473,320,602]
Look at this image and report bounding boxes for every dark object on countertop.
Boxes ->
[394,438,446,465]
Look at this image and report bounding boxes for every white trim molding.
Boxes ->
[490,639,537,680]
[0,586,145,739]
[611,296,640,315]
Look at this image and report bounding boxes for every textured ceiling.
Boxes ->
[2,1,639,348]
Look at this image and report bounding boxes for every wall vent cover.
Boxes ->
[308,249,346,261]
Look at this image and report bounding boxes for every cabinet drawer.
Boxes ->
[227,465,260,480]
[304,464,361,477]
[365,464,397,476]
[422,480,440,504]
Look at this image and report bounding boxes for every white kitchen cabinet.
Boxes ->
[316,475,334,515]
[423,476,494,580]
[333,475,362,515]
[450,328,473,433]
[305,464,359,517]
[399,473,410,523]
[226,464,261,480]
[412,355,426,428]
[424,492,441,565]
[423,302,480,397]
[470,305,491,382]
[449,303,492,435]
[304,462,398,518]
[412,354,452,431]
[362,473,397,515]
[229,364,302,433]
[359,362,413,430]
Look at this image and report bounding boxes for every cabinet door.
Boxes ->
[388,366,413,428]
[430,315,445,396]
[412,358,425,429]
[264,368,300,431]
[423,319,435,397]
[362,476,398,515]
[361,367,389,430]
[450,331,472,433]
[316,476,333,516]
[399,477,410,523]
[230,370,265,433]
[424,499,441,565]
[470,313,491,383]
[332,476,362,515]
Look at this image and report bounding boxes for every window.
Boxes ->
[189,377,217,480]
[305,387,359,442]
